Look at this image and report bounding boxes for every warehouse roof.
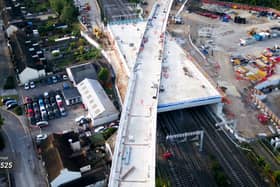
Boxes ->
[77,79,119,119]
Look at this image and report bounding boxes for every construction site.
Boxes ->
[74,0,280,186]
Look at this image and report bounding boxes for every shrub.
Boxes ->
[102,127,117,140]
[13,106,23,116]
[3,76,15,89]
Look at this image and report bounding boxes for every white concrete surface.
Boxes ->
[109,21,147,75]
[158,34,222,112]
[109,0,174,186]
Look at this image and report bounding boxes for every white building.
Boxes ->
[17,67,45,84]
[51,169,81,187]
[77,78,119,126]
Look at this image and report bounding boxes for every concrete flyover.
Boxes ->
[109,0,174,186]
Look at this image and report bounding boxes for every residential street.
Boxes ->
[1,109,47,187]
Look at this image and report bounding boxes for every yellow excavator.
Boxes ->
[93,27,102,39]
[247,27,257,36]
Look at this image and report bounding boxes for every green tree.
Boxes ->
[60,4,77,24]
[273,170,280,185]
[98,67,110,84]
[49,0,64,14]
[263,163,271,175]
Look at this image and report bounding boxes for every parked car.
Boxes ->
[59,107,67,116]
[38,98,44,108]
[2,97,12,104]
[44,98,50,105]
[35,121,49,128]
[52,76,58,83]
[7,103,18,110]
[47,77,52,85]
[34,111,41,122]
[53,107,61,118]
[47,109,54,120]
[32,102,40,113]
[35,134,47,143]
[50,97,56,105]
[29,116,36,125]
[41,112,48,121]
[94,126,105,133]
[62,75,68,80]
[44,92,49,98]
[30,81,35,89]
[24,83,30,90]
[5,100,17,106]
[55,94,63,107]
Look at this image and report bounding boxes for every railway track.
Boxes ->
[157,112,216,187]
[191,107,266,187]
[157,107,267,187]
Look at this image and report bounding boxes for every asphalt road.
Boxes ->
[1,109,46,187]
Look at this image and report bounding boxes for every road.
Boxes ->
[157,107,267,187]
[0,109,47,187]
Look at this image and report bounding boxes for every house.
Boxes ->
[66,63,98,86]
[9,30,47,84]
[62,87,82,106]
[40,131,108,187]
[77,78,119,126]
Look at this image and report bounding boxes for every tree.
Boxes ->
[98,67,110,84]
[273,170,280,185]
[49,0,64,14]
[60,4,78,24]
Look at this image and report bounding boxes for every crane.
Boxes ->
[172,0,189,24]
[175,0,189,18]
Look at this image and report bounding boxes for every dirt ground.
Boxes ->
[168,3,279,138]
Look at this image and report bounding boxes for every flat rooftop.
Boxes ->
[158,34,222,112]
[109,21,147,72]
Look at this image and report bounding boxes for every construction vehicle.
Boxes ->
[247,27,257,36]
[93,27,102,39]
[171,0,188,24]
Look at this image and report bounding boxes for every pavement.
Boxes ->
[0,109,47,187]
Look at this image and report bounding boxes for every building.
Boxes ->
[40,131,108,187]
[77,78,119,126]
[62,87,82,106]
[66,63,98,86]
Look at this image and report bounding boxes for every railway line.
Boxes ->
[156,107,267,187]
[157,109,216,187]
[191,107,267,187]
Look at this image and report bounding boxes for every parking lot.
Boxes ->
[30,104,86,136]
[18,75,87,136]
